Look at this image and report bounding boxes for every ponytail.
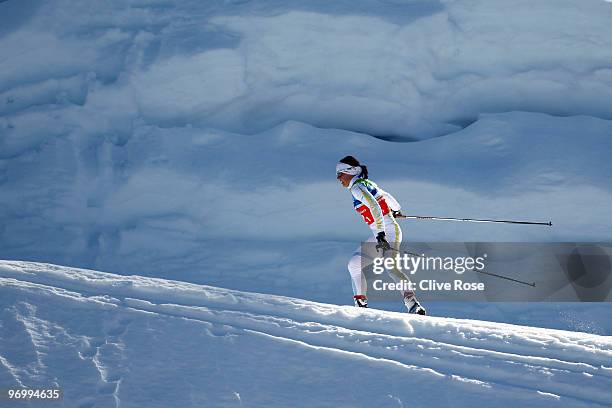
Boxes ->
[339,155,369,179]
[360,165,368,179]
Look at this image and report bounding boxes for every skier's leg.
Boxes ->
[383,220,426,315]
[382,219,411,287]
[347,236,378,307]
[348,252,367,296]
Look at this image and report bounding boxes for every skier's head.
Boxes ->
[336,155,368,187]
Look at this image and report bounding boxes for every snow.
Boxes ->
[2,1,612,138]
[1,0,612,331]
[2,261,612,407]
[2,1,612,401]
[2,111,612,317]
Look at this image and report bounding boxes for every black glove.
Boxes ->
[376,232,391,253]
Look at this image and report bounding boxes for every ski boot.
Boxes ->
[353,295,368,308]
[403,291,426,315]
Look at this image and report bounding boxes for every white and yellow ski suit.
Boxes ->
[346,176,413,297]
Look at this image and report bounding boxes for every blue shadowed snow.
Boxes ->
[2,1,612,405]
[1,261,612,408]
[1,0,612,344]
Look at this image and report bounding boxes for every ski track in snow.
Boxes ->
[1,260,612,407]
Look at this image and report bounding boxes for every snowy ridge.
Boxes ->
[1,261,611,407]
[2,0,612,305]
[2,0,612,139]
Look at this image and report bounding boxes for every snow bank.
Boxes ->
[2,0,612,326]
[2,0,612,138]
[1,261,611,407]
[2,111,612,303]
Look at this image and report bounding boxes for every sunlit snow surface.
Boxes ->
[1,261,612,407]
[1,1,612,333]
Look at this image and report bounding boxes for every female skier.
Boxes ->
[336,155,426,315]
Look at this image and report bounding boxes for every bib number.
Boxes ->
[356,197,390,225]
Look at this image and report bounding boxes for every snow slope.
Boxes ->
[2,0,612,333]
[2,111,612,306]
[1,261,612,407]
[2,0,612,287]
[2,0,612,139]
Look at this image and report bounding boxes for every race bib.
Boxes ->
[356,197,390,225]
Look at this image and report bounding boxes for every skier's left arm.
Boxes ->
[380,188,401,212]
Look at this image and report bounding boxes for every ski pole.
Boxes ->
[398,251,535,286]
[388,248,535,286]
[394,214,552,227]
[473,269,536,287]
[387,248,424,258]
[402,250,425,258]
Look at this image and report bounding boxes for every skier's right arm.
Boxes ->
[351,183,385,235]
